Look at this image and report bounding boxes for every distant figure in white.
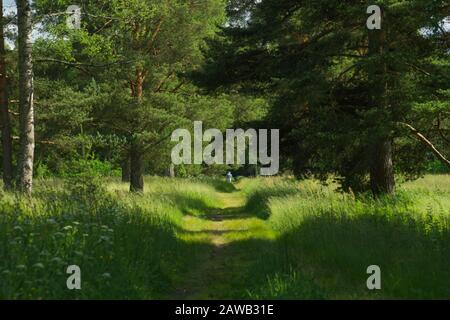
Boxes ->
[226,172,233,183]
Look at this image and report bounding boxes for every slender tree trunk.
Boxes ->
[121,156,130,182]
[16,0,35,195]
[368,8,395,196]
[16,0,34,195]
[129,68,145,192]
[168,163,175,178]
[129,143,144,192]
[0,3,13,190]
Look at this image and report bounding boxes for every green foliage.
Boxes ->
[201,0,450,192]
[65,173,108,212]
[35,163,52,179]
[28,0,235,181]
[427,160,450,174]
[59,157,120,179]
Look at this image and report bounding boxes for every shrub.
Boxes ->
[60,157,120,178]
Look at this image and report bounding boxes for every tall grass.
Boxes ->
[1,174,449,299]
[243,175,450,299]
[0,177,224,299]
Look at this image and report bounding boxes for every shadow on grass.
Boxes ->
[197,178,238,193]
[118,203,450,300]
[165,195,327,300]
[273,212,450,299]
[0,195,217,300]
[165,193,215,215]
[202,207,254,221]
[5,179,449,300]
[177,229,250,235]
[193,208,450,299]
[166,233,328,300]
[244,188,299,220]
[169,186,450,299]
[166,193,247,219]
[221,238,327,300]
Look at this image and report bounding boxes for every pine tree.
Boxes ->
[200,0,449,195]
[33,0,230,191]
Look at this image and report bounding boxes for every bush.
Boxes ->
[59,157,120,178]
[426,160,450,174]
[65,174,108,212]
[35,163,53,179]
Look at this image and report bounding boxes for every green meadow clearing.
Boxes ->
[0,174,449,299]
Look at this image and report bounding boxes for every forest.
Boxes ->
[0,0,449,300]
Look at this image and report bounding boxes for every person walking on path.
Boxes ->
[226,171,233,183]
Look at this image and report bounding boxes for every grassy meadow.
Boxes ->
[0,174,449,299]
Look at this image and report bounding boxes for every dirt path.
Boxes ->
[169,192,275,299]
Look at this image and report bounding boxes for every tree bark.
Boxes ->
[129,68,145,192]
[370,139,395,195]
[121,156,130,182]
[129,143,144,192]
[16,0,35,195]
[168,163,175,178]
[368,8,395,196]
[0,2,13,190]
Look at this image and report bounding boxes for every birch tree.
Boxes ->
[16,0,35,194]
[0,0,13,190]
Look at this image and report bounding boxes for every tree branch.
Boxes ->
[146,18,164,53]
[13,136,56,145]
[35,58,134,68]
[154,72,174,92]
[400,122,450,168]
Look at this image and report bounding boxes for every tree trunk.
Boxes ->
[129,68,145,192]
[168,163,175,178]
[0,2,13,191]
[129,143,144,192]
[16,0,35,195]
[370,139,395,195]
[367,8,395,196]
[121,156,130,182]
